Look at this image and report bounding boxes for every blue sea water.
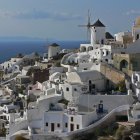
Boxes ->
[0,40,86,63]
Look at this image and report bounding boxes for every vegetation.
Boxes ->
[97,125,131,140]
[67,60,78,66]
[0,128,6,137]
[54,61,61,67]
[15,135,29,140]
[58,99,69,105]
[16,53,23,58]
[94,123,119,138]
[98,137,115,140]
[116,80,127,93]
[52,53,66,60]
[26,67,36,76]
[72,122,133,140]
[16,85,26,94]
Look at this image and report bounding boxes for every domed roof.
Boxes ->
[135,17,140,26]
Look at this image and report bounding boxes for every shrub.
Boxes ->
[15,135,28,140]
[115,125,126,140]
[58,99,69,105]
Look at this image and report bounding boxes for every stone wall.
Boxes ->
[100,62,125,85]
[113,53,140,76]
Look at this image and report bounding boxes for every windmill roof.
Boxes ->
[105,32,114,39]
[92,19,105,27]
[50,43,59,47]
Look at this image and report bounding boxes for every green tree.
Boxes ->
[116,80,126,93]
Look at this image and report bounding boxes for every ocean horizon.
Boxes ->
[0,40,87,63]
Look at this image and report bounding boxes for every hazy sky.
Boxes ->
[0,0,139,40]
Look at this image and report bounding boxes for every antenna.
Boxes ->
[78,10,92,41]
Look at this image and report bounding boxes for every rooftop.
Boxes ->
[106,32,114,39]
[92,19,105,27]
[50,43,59,47]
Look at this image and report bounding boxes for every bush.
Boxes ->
[58,99,69,105]
[15,135,28,140]
[94,123,119,137]
[115,125,126,140]
[98,137,115,140]
[116,80,126,93]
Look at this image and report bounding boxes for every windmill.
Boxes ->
[78,10,92,42]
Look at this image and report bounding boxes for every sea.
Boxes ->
[0,40,87,63]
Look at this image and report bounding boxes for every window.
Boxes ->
[89,80,92,84]
[106,51,109,55]
[77,124,79,129]
[136,34,139,40]
[92,84,95,89]
[135,76,138,82]
[84,68,87,70]
[2,123,4,128]
[71,117,73,122]
[66,87,69,91]
[105,59,108,62]
[57,123,60,127]
[65,123,68,128]
[46,122,48,126]
[101,39,104,44]
[74,88,77,91]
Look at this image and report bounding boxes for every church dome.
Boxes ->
[135,17,140,26]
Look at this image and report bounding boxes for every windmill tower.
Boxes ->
[90,19,106,45]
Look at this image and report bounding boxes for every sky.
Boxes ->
[0,0,139,41]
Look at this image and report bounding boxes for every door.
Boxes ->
[70,124,74,131]
[51,123,55,132]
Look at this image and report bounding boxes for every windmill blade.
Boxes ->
[78,10,92,42]
[78,25,88,27]
[87,26,91,41]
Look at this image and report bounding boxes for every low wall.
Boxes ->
[78,94,134,112]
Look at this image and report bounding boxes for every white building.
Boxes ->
[59,70,105,101]
[128,102,140,122]
[0,57,22,73]
[131,72,140,100]
[42,102,97,134]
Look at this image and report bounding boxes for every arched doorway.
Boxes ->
[120,59,128,71]
[80,46,86,52]
[87,46,93,51]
